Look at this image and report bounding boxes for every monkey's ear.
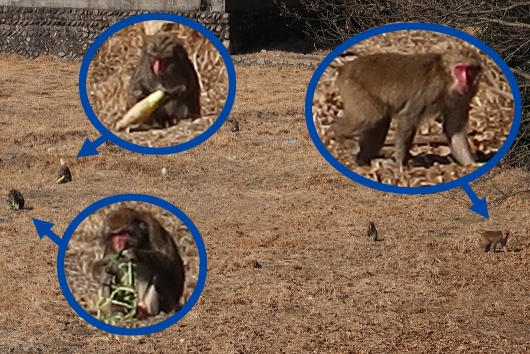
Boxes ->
[161,22,178,32]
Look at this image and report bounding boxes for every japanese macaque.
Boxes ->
[7,189,24,210]
[91,207,185,318]
[481,230,509,253]
[333,52,482,167]
[128,32,201,131]
[56,158,72,184]
[367,221,378,241]
[230,119,240,132]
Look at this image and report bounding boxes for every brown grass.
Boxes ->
[314,30,515,187]
[0,52,529,352]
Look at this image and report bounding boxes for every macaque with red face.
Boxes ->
[7,189,24,210]
[332,52,482,168]
[367,221,378,241]
[91,207,185,318]
[481,230,509,253]
[56,159,72,184]
[127,32,201,131]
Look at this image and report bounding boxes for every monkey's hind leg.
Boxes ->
[356,117,391,166]
[490,240,499,253]
[137,279,159,318]
[337,86,390,166]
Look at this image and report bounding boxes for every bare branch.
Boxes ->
[477,17,530,29]
[511,67,530,81]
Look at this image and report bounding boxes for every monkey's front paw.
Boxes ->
[120,249,136,260]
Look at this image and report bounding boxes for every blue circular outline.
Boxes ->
[305,22,522,195]
[79,13,236,155]
[57,194,208,336]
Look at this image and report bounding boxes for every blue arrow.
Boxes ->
[32,218,62,246]
[77,136,107,158]
[461,183,489,219]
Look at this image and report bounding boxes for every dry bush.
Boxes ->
[87,20,229,148]
[313,30,514,186]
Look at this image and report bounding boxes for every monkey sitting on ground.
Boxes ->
[367,221,378,241]
[333,52,482,168]
[6,189,24,210]
[91,207,185,319]
[127,32,201,131]
[481,230,509,253]
[230,119,240,132]
[56,158,72,184]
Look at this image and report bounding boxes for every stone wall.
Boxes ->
[0,4,304,58]
[0,6,229,59]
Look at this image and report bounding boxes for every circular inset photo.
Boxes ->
[80,14,235,153]
[61,195,206,335]
[308,24,521,193]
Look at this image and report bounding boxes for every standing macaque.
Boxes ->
[367,221,378,241]
[91,207,185,318]
[128,32,201,131]
[7,189,24,210]
[56,158,72,184]
[333,52,482,167]
[481,230,509,253]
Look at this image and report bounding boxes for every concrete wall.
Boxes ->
[0,1,305,57]
[0,0,205,11]
[0,0,301,12]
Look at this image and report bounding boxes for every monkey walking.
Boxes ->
[6,189,24,210]
[127,32,201,131]
[91,207,185,318]
[481,231,509,253]
[333,52,482,168]
[367,221,378,241]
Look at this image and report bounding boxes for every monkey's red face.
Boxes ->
[109,232,129,252]
[503,232,509,239]
[452,62,480,95]
[149,55,166,76]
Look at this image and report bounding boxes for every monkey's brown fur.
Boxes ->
[58,165,72,183]
[91,207,185,317]
[7,189,24,210]
[481,230,509,253]
[367,221,378,241]
[128,32,201,131]
[230,119,240,132]
[333,52,482,168]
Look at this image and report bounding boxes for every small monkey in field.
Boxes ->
[367,221,378,241]
[91,207,185,318]
[128,32,201,131]
[333,52,482,168]
[6,189,24,210]
[230,119,240,132]
[56,158,72,184]
[481,230,509,253]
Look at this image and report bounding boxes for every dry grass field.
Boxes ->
[0,51,529,353]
